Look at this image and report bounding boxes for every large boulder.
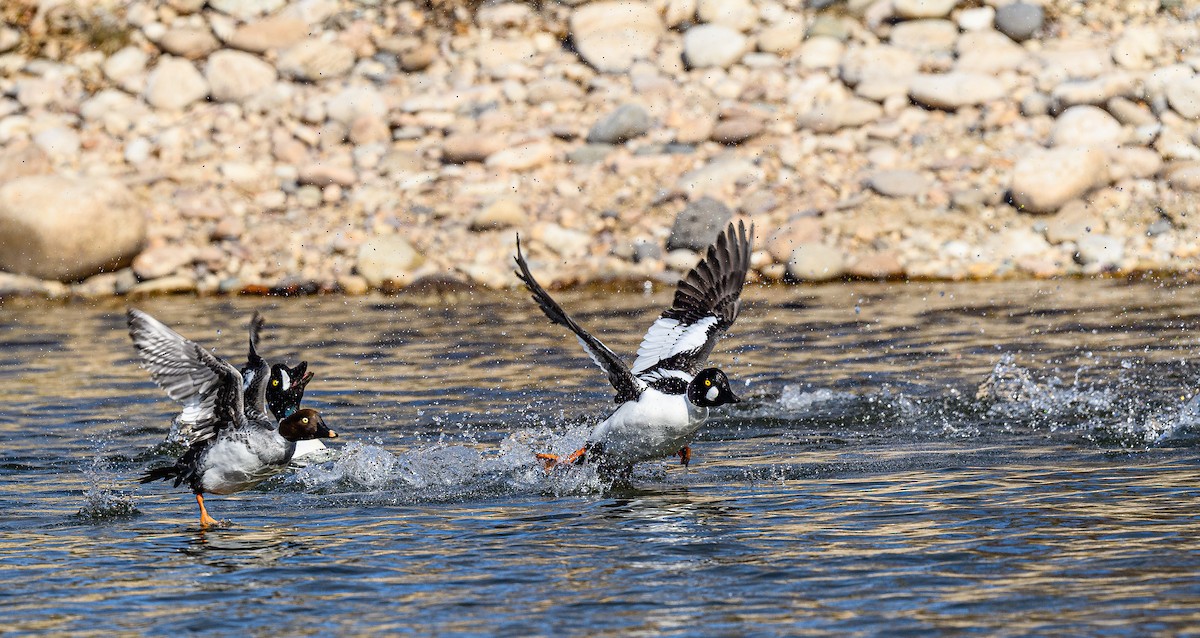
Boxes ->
[0,176,146,281]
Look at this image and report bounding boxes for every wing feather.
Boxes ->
[632,221,753,377]
[514,237,644,403]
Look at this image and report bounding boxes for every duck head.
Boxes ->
[266,362,314,420]
[278,408,337,442]
[687,368,741,407]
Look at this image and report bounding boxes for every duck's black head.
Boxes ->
[278,408,337,442]
[687,368,741,407]
[266,362,313,420]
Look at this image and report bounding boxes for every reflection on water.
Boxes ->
[3,279,1200,634]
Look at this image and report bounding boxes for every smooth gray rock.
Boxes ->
[666,197,733,251]
[995,2,1043,42]
[587,104,651,144]
[0,176,146,281]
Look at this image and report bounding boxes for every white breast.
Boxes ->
[588,389,708,468]
[198,428,294,495]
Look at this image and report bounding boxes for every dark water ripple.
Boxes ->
[3,279,1200,635]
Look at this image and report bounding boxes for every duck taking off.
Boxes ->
[128,309,336,527]
[515,221,753,480]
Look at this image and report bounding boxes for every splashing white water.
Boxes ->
[77,444,139,520]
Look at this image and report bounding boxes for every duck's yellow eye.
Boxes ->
[272,380,279,386]
[705,379,712,387]
[302,417,309,424]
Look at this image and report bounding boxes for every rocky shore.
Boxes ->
[0,0,1198,298]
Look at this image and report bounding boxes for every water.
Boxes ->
[4,279,1200,635]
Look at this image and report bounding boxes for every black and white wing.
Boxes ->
[514,237,645,404]
[632,221,753,380]
[127,309,249,445]
[240,311,271,421]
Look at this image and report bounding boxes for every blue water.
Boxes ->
[4,279,1200,635]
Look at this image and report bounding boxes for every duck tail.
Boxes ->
[138,465,180,485]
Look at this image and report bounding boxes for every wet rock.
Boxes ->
[443,133,505,163]
[570,1,663,73]
[1166,75,1200,120]
[470,199,527,230]
[278,39,356,81]
[144,56,208,110]
[0,176,145,281]
[1010,147,1109,214]
[995,2,1043,42]
[159,26,220,59]
[683,24,748,68]
[225,17,309,53]
[356,235,423,288]
[786,243,845,282]
[697,0,758,31]
[867,169,929,198]
[909,73,1005,110]
[894,0,958,19]
[1050,105,1123,148]
[666,197,733,251]
[205,50,277,103]
[587,104,651,144]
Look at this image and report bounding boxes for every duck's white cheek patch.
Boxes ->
[706,386,719,401]
[279,369,291,389]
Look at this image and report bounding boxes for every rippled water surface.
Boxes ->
[5,279,1200,635]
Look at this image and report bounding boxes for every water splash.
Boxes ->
[76,444,139,521]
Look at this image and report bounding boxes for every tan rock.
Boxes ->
[159,27,219,59]
[443,133,506,163]
[470,199,527,231]
[225,17,310,53]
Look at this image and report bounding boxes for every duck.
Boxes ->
[128,309,337,527]
[243,312,323,459]
[515,220,753,480]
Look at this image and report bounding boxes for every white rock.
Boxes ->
[1166,75,1200,120]
[204,50,277,103]
[840,45,919,86]
[757,14,804,54]
[326,86,387,126]
[1050,105,1123,148]
[909,72,1005,110]
[570,1,664,73]
[277,39,356,81]
[124,137,152,164]
[697,0,758,32]
[33,127,80,159]
[1010,146,1110,214]
[797,36,844,70]
[103,46,148,87]
[955,30,1028,74]
[1075,234,1124,267]
[143,56,208,110]
[787,243,845,282]
[209,0,285,20]
[889,19,958,54]
[356,235,423,288]
[894,0,958,19]
[957,6,995,31]
[1111,26,1162,70]
[683,24,748,68]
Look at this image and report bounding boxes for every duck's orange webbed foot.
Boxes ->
[196,494,219,527]
[535,446,588,472]
[677,446,692,467]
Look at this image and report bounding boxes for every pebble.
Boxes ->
[1050,105,1123,148]
[867,169,929,198]
[797,36,844,70]
[1165,75,1200,120]
[799,98,883,133]
[995,2,1043,42]
[442,133,505,163]
[159,27,220,59]
[470,199,527,230]
[1074,234,1125,268]
[758,17,805,54]
[666,197,733,251]
[787,243,845,282]
[133,244,197,280]
[587,104,652,144]
[1043,200,1104,244]
[847,252,903,279]
[840,45,919,86]
[710,117,764,144]
[956,7,995,31]
[225,17,310,53]
[893,0,958,19]
[909,73,1006,110]
[144,56,209,110]
[485,142,559,171]
[356,235,423,289]
[1010,147,1110,214]
[1166,163,1200,192]
[103,46,148,88]
[570,1,663,73]
[208,0,285,20]
[298,163,358,187]
[277,39,356,81]
[205,50,277,103]
[698,0,758,32]
[683,24,748,69]
[889,20,958,54]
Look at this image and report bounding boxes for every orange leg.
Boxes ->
[196,493,219,527]
[677,446,692,467]
[535,446,588,472]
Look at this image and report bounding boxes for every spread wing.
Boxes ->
[514,237,644,404]
[127,308,249,445]
[632,221,753,379]
[240,311,271,421]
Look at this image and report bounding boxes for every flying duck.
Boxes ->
[128,309,337,526]
[515,220,753,479]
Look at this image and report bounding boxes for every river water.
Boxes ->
[3,279,1200,635]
